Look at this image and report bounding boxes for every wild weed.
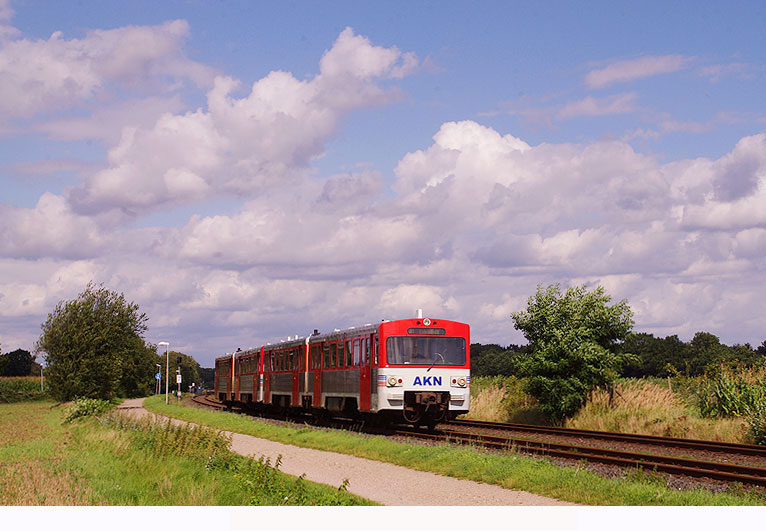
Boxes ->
[566,379,748,442]
[99,414,231,460]
[206,452,357,505]
[63,398,114,423]
[466,376,545,424]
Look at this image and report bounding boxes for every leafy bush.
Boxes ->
[511,283,635,422]
[64,398,115,422]
[0,376,48,403]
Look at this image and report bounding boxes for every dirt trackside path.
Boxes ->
[117,398,576,506]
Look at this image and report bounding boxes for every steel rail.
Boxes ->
[448,418,766,457]
[189,395,766,486]
[391,427,766,487]
[191,394,228,409]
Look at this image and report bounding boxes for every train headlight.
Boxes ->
[387,376,399,387]
[452,377,467,388]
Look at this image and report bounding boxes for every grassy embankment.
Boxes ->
[0,396,374,505]
[465,375,751,443]
[143,394,765,505]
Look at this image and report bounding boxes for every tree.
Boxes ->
[35,283,156,401]
[160,351,203,393]
[511,283,635,423]
[198,367,215,388]
[2,349,34,376]
[471,343,530,377]
[620,333,688,377]
[686,331,731,376]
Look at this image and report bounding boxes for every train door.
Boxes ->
[291,346,300,406]
[359,336,372,411]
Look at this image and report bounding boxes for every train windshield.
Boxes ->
[385,337,466,366]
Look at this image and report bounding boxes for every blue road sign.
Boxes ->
[155,373,161,380]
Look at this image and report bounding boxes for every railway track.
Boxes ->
[189,394,766,488]
[448,418,766,457]
[191,393,228,409]
[391,425,766,487]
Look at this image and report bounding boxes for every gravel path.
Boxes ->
[116,398,575,506]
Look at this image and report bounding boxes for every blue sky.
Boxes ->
[1,0,765,367]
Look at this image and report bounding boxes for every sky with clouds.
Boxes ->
[1,0,765,367]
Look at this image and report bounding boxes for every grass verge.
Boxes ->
[0,400,375,505]
[143,395,765,506]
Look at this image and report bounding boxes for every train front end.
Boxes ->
[376,318,470,428]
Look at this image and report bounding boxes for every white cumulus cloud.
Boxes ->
[67,27,418,216]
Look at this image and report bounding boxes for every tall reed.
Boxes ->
[567,379,748,442]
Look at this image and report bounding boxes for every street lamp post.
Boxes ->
[158,342,170,404]
[35,353,44,392]
[156,363,161,395]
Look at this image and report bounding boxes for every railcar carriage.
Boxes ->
[214,315,470,427]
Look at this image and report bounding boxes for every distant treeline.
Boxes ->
[472,332,766,378]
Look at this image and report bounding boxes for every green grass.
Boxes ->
[0,400,375,505]
[143,395,765,505]
[0,376,48,403]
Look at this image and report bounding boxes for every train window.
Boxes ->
[311,345,319,369]
[337,341,345,368]
[374,336,379,365]
[352,339,360,366]
[363,338,370,366]
[385,336,466,366]
[346,340,353,366]
[323,344,330,369]
[330,342,337,368]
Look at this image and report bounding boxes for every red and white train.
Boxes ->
[214,315,470,427]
